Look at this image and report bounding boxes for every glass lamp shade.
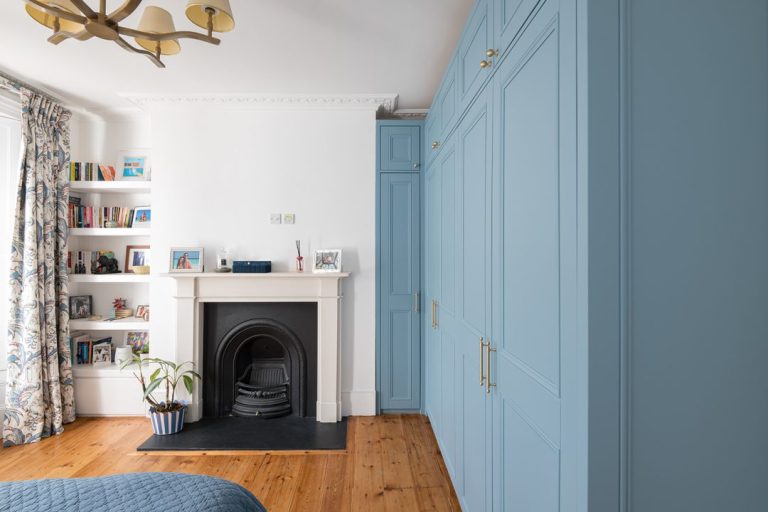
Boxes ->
[25,0,83,33]
[185,0,235,32]
[134,6,181,56]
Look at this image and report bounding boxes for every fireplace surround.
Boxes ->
[165,272,350,423]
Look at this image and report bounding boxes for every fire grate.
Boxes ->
[232,359,291,418]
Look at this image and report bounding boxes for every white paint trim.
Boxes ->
[342,390,376,416]
[120,93,399,112]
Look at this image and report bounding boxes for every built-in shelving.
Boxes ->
[70,181,151,193]
[70,318,150,331]
[69,228,151,237]
[69,274,150,283]
[72,365,130,378]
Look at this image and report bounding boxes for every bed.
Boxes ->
[0,472,266,512]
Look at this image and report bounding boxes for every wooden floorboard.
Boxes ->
[0,415,460,511]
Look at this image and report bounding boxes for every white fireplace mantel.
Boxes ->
[164,272,351,423]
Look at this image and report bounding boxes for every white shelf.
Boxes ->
[73,365,134,378]
[69,228,150,237]
[70,318,150,331]
[70,181,151,193]
[70,274,150,283]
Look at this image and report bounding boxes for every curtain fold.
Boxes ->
[3,89,74,447]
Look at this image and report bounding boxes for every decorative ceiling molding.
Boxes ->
[121,93,399,112]
[380,108,429,120]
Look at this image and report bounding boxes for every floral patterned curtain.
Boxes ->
[3,88,75,447]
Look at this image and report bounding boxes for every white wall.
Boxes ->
[148,105,377,415]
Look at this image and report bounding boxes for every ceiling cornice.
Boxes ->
[120,93,399,112]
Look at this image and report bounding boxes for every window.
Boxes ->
[0,111,21,383]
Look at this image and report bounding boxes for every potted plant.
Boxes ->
[120,355,201,435]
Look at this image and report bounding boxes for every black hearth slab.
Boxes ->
[136,416,347,451]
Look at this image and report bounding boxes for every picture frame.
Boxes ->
[69,295,92,319]
[125,245,150,273]
[116,149,151,181]
[92,344,112,365]
[125,331,149,354]
[132,206,151,228]
[313,249,342,273]
[169,247,204,273]
[135,305,150,322]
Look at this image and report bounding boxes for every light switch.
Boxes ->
[283,213,295,224]
[270,213,282,224]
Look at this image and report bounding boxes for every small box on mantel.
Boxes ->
[232,261,272,273]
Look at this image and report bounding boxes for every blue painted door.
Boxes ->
[458,0,494,111]
[424,152,442,426]
[493,0,541,54]
[454,88,493,512]
[379,125,421,171]
[491,0,575,510]
[379,171,421,410]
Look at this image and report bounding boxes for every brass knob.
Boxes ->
[485,48,499,58]
[431,141,440,149]
[479,60,491,69]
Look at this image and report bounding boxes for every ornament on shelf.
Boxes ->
[112,298,134,320]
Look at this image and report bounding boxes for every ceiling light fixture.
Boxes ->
[23,0,235,68]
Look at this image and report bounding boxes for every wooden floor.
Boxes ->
[0,414,460,511]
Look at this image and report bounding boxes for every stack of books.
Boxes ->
[68,196,138,228]
[69,162,116,182]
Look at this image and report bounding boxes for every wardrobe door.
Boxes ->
[458,0,494,112]
[379,125,421,171]
[491,0,575,509]
[454,88,493,512]
[379,172,421,410]
[424,157,442,429]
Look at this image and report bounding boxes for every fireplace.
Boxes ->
[203,302,318,419]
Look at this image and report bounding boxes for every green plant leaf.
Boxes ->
[150,367,162,382]
[183,374,194,394]
[143,378,163,400]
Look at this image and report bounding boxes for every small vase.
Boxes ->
[149,404,186,435]
[296,256,304,272]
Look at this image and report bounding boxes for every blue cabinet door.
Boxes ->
[453,88,493,512]
[491,0,575,510]
[379,125,421,171]
[493,0,541,55]
[424,158,442,427]
[458,0,494,112]
[379,172,422,410]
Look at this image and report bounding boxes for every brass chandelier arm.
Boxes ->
[107,0,142,24]
[67,0,97,19]
[114,36,165,68]
[118,26,221,45]
[22,0,88,24]
[48,29,94,45]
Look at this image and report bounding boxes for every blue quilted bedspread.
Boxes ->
[0,473,266,512]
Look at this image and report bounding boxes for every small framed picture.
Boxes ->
[132,206,151,228]
[92,344,112,365]
[69,295,92,319]
[125,245,150,273]
[313,249,342,273]
[116,150,151,181]
[125,331,149,354]
[135,305,150,322]
[169,247,204,273]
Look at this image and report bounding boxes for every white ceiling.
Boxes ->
[0,0,473,112]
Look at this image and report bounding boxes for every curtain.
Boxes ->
[2,87,74,447]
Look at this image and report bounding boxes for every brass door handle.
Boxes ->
[413,292,420,313]
[479,60,491,69]
[433,300,439,328]
[480,337,489,386]
[485,48,499,58]
[431,141,440,149]
[486,343,497,394]
[430,300,436,329]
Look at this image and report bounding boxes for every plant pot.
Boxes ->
[149,405,186,435]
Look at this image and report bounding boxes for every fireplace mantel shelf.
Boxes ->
[162,272,350,278]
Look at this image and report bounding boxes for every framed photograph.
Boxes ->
[116,150,151,181]
[313,249,342,273]
[135,305,150,322]
[125,245,150,273]
[125,331,149,354]
[69,295,92,319]
[169,247,204,273]
[132,206,151,228]
[92,344,112,365]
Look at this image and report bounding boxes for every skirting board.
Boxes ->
[342,390,376,416]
